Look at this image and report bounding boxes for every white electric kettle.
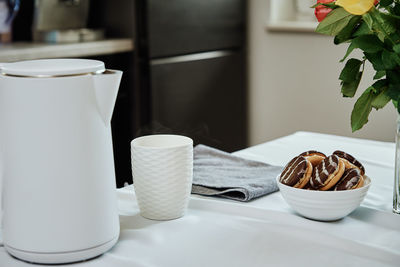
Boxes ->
[0,59,121,264]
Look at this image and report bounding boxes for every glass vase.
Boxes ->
[394,115,400,214]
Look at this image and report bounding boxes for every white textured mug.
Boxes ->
[131,134,193,220]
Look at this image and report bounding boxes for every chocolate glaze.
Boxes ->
[303,180,316,190]
[310,155,339,189]
[333,150,365,175]
[334,168,362,191]
[299,150,326,157]
[280,156,308,187]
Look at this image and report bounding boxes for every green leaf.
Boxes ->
[339,28,384,63]
[379,0,394,7]
[386,72,400,114]
[386,72,400,112]
[394,53,400,66]
[386,70,400,86]
[392,99,399,112]
[377,32,386,43]
[353,22,372,37]
[393,44,400,54]
[388,32,400,45]
[339,59,363,82]
[340,59,364,98]
[380,12,400,26]
[322,3,337,9]
[371,89,391,109]
[387,84,400,113]
[362,13,373,30]
[382,50,399,69]
[340,42,357,62]
[364,52,386,71]
[387,84,400,99]
[369,9,397,43]
[351,88,374,132]
[373,70,386,79]
[341,73,362,98]
[312,3,337,8]
[352,35,384,53]
[394,4,400,16]
[316,8,354,36]
[372,79,387,91]
[334,16,361,44]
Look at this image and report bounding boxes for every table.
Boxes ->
[1,131,399,266]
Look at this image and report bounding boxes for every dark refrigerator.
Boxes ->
[135,0,247,153]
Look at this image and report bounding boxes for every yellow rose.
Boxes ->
[335,0,376,15]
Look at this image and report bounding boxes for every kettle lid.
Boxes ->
[1,59,105,77]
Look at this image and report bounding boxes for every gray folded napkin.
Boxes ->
[192,144,282,202]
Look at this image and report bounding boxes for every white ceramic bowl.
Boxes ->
[276,175,371,221]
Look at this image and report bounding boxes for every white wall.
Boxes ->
[247,0,397,146]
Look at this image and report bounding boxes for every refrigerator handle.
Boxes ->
[150,50,237,66]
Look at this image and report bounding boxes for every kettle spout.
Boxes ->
[93,70,122,125]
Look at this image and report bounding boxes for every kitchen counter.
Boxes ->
[0,38,134,62]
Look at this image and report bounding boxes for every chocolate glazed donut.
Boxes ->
[310,154,345,191]
[334,168,364,191]
[299,150,326,166]
[333,150,365,175]
[280,156,313,189]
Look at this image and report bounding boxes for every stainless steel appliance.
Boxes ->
[32,0,91,42]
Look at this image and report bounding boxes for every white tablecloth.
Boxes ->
[1,131,399,266]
